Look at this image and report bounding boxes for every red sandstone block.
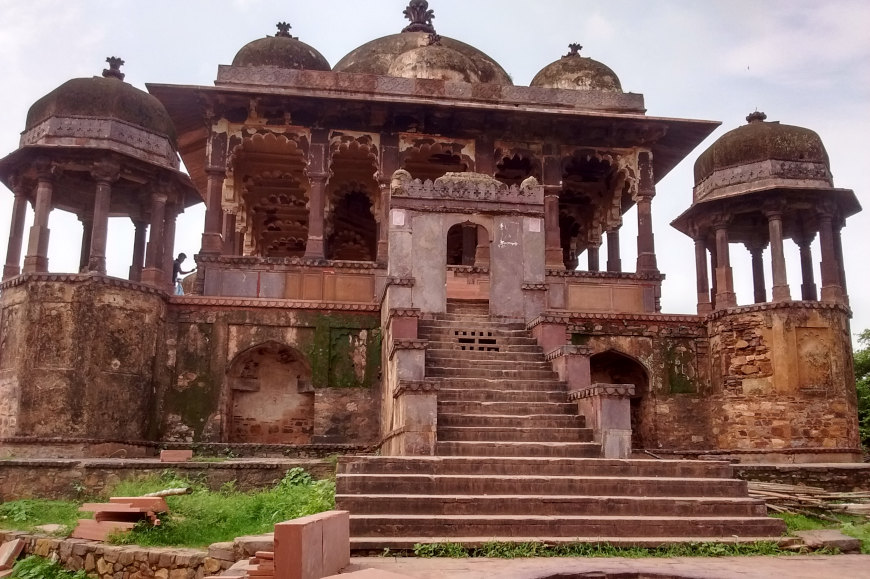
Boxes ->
[160,449,193,462]
[0,569,13,578]
[70,519,136,541]
[322,569,413,579]
[0,539,24,570]
[255,551,275,560]
[274,514,323,579]
[110,497,169,511]
[320,510,350,576]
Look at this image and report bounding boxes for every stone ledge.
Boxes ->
[544,345,592,361]
[708,300,852,320]
[169,296,379,311]
[546,270,666,281]
[568,383,635,400]
[527,311,704,330]
[393,380,440,398]
[389,339,428,360]
[195,255,382,270]
[0,272,166,295]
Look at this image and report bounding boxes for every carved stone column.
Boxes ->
[3,178,28,279]
[200,168,225,255]
[694,235,712,314]
[818,210,843,303]
[713,219,736,308]
[745,242,767,304]
[129,219,147,282]
[708,241,717,309]
[23,165,56,274]
[766,209,791,302]
[162,204,179,288]
[78,215,93,273]
[87,160,120,274]
[141,191,167,286]
[795,232,818,301]
[304,172,328,259]
[606,229,621,273]
[222,210,237,256]
[635,152,658,274]
[587,244,600,272]
[833,220,848,298]
[544,188,564,269]
[474,225,490,267]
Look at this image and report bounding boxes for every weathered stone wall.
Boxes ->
[707,303,859,457]
[735,463,870,492]
[161,304,381,445]
[0,276,165,441]
[0,530,230,579]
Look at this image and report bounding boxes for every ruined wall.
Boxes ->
[161,303,381,446]
[706,303,859,458]
[0,276,165,442]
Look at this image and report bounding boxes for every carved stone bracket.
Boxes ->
[393,379,441,398]
[544,344,592,361]
[388,308,421,321]
[568,383,636,400]
[521,283,548,291]
[386,276,415,288]
[389,338,428,360]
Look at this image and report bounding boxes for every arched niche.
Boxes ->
[225,341,314,444]
[590,349,651,449]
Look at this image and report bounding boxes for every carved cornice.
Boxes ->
[568,383,635,400]
[546,270,666,281]
[391,170,544,206]
[522,283,548,291]
[170,296,380,311]
[195,254,383,271]
[386,276,415,288]
[389,338,428,360]
[387,308,421,323]
[544,345,592,361]
[0,273,167,296]
[447,265,490,275]
[707,300,852,321]
[393,379,441,398]
[527,311,705,333]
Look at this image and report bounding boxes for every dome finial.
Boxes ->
[275,22,296,39]
[402,0,436,34]
[746,111,767,124]
[565,43,583,58]
[102,57,125,80]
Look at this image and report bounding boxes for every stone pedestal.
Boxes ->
[569,383,635,459]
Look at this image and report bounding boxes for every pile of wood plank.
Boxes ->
[749,481,870,520]
[71,496,168,541]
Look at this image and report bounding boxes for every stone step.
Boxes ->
[418,320,527,331]
[438,388,568,403]
[347,514,787,540]
[337,457,735,478]
[425,359,554,371]
[348,535,793,552]
[425,341,543,353]
[426,351,547,363]
[436,441,601,457]
[420,335,541,346]
[438,400,577,415]
[336,474,750,498]
[427,367,557,379]
[437,426,594,442]
[438,413,585,429]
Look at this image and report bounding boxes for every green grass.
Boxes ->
[410,540,788,558]
[776,513,870,554]
[0,468,334,549]
[10,555,88,579]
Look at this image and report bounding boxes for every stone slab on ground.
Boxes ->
[794,529,862,553]
[341,554,870,579]
[160,449,193,462]
[0,569,13,578]
[0,539,25,570]
[323,568,414,578]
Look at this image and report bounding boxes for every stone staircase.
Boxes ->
[336,300,786,551]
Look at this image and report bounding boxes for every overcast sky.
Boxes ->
[0,0,867,339]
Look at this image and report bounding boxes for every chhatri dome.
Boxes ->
[531,44,623,92]
[333,0,512,85]
[232,22,331,71]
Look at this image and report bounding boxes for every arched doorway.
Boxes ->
[225,342,314,444]
[590,350,651,449]
[445,221,490,303]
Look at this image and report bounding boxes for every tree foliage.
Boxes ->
[855,329,870,450]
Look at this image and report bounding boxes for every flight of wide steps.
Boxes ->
[336,300,786,551]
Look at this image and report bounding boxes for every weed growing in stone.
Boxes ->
[412,540,790,558]
[10,555,88,579]
[777,513,870,554]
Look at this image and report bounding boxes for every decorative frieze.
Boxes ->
[707,300,851,321]
[391,170,543,206]
[389,338,428,360]
[568,383,636,400]
[393,379,441,398]
[170,296,380,311]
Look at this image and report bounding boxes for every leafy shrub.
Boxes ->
[11,556,88,579]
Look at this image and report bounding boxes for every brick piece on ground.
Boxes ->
[0,539,25,570]
[109,497,169,512]
[795,529,862,553]
[70,519,136,541]
[323,569,413,579]
[234,533,274,559]
[207,541,236,562]
[160,449,193,462]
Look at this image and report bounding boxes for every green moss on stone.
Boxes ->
[663,341,697,394]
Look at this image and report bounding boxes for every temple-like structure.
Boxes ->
[0,4,861,465]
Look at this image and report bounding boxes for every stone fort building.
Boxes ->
[0,2,861,469]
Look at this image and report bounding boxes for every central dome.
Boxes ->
[333,1,512,85]
[531,44,622,92]
[232,22,330,71]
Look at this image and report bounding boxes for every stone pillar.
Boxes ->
[606,229,621,273]
[544,189,564,269]
[141,192,167,286]
[200,168,225,255]
[23,170,55,274]
[3,179,28,280]
[474,225,490,267]
[766,210,791,302]
[694,236,712,314]
[713,221,736,308]
[162,205,178,288]
[222,211,237,256]
[78,216,93,273]
[304,173,328,259]
[378,133,400,264]
[708,242,717,308]
[795,234,818,301]
[587,244,600,272]
[461,223,477,266]
[87,161,120,274]
[833,221,848,297]
[129,220,147,282]
[818,211,843,303]
[746,242,767,304]
[635,152,658,274]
